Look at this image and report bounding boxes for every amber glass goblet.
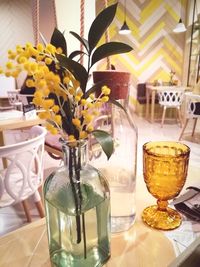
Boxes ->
[142,141,190,230]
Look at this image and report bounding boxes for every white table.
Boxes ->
[0,110,44,168]
[0,165,199,267]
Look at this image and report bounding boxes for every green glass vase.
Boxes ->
[43,140,111,267]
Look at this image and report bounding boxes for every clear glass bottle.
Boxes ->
[43,140,111,267]
[92,70,138,233]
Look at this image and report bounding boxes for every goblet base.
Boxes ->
[142,205,182,230]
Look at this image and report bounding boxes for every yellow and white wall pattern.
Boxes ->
[97,0,187,102]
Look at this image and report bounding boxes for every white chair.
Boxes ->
[19,94,34,105]
[0,125,47,222]
[157,88,184,127]
[179,92,200,140]
[7,90,23,110]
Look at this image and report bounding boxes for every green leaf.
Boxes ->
[50,28,67,55]
[56,54,88,92]
[91,42,133,66]
[91,130,114,160]
[88,3,118,52]
[69,50,86,60]
[70,31,89,52]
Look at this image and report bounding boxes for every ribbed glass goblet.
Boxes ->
[142,141,190,230]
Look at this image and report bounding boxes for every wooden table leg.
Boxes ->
[151,90,156,123]
[0,131,7,168]
[146,87,150,120]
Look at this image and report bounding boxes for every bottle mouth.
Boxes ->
[60,138,87,148]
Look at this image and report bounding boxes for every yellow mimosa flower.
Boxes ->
[75,96,81,102]
[37,79,46,89]
[101,96,109,103]
[101,85,111,95]
[16,46,24,54]
[43,99,54,109]
[45,44,56,54]
[69,87,75,95]
[81,99,86,106]
[87,102,94,109]
[89,93,95,100]
[12,71,20,78]
[5,71,11,77]
[34,90,43,99]
[45,57,53,65]
[80,131,88,139]
[50,127,58,135]
[87,125,94,132]
[54,115,62,125]
[6,62,13,69]
[8,53,17,60]
[43,88,50,97]
[30,62,38,72]
[72,118,81,128]
[68,135,76,142]
[37,43,44,52]
[56,47,63,54]
[52,105,60,113]
[63,76,70,85]
[25,42,32,48]
[81,110,86,115]
[17,56,27,64]
[77,89,83,97]
[28,46,38,57]
[84,113,93,123]
[24,62,31,71]
[26,79,35,87]
[38,112,51,120]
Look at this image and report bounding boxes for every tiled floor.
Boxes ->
[0,114,200,236]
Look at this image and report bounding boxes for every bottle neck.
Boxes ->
[61,140,88,171]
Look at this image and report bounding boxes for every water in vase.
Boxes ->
[45,184,110,267]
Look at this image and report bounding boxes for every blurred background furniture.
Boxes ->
[44,133,62,160]
[0,113,44,146]
[0,76,16,110]
[7,90,22,110]
[157,88,184,127]
[19,94,34,105]
[187,0,200,87]
[179,92,200,140]
[0,125,46,222]
[136,83,159,117]
[145,85,188,123]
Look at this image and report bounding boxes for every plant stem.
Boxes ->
[73,145,87,259]
[82,213,87,259]
[68,147,81,243]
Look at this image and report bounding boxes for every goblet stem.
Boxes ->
[157,200,168,211]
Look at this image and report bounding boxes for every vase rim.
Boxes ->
[60,138,87,147]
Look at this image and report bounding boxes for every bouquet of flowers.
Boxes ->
[1,3,132,159]
[1,4,133,265]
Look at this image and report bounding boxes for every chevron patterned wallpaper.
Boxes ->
[96,0,187,107]
[0,0,34,68]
